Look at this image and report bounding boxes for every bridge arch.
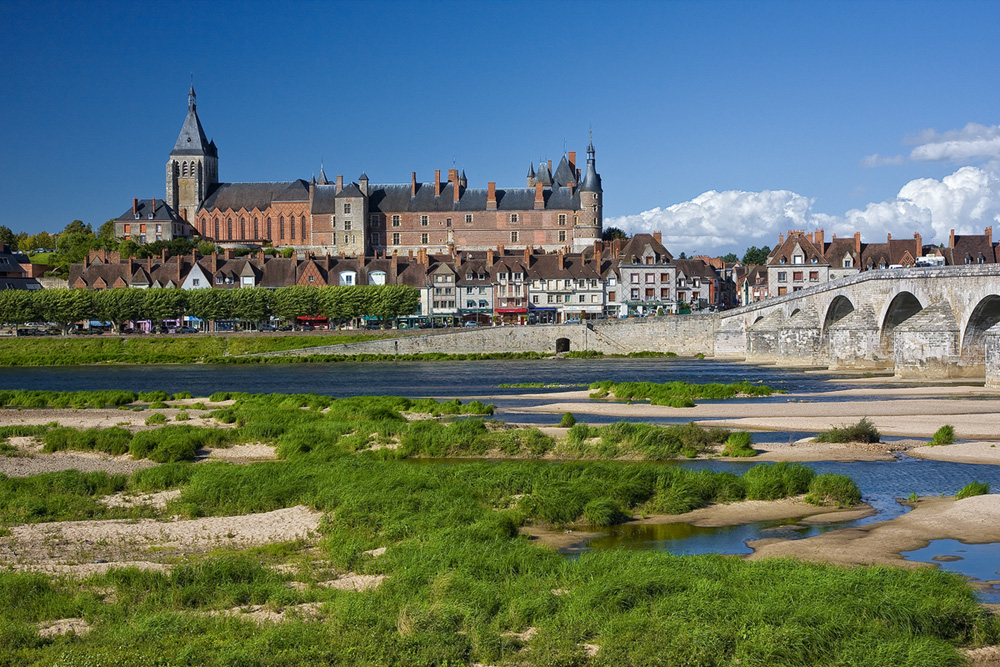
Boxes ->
[822,295,855,335]
[555,337,571,354]
[880,291,923,356]
[960,295,1000,366]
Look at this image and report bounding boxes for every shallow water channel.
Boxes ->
[4,358,998,594]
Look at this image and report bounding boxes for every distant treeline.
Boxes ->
[0,285,420,333]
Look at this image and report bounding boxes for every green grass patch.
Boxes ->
[589,379,780,406]
[815,417,881,443]
[805,473,863,507]
[933,424,955,446]
[722,431,757,457]
[955,481,990,499]
[560,421,735,459]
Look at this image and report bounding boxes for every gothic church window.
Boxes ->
[267,217,272,238]
[214,218,219,239]
[280,216,285,239]
[301,217,306,240]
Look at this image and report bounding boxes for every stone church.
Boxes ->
[117,88,603,255]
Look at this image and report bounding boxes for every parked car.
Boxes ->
[259,323,276,332]
[177,326,199,334]
[463,321,479,327]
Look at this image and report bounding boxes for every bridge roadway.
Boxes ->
[261,265,1000,384]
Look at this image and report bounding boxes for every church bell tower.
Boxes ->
[166,85,218,222]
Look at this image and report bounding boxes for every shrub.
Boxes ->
[138,391,171,403]
[172,391,193,400]
[743,463,814,500]
[722,431,757,457]
[932,425,954,446]
[42,427,132,456]
[175,411,190,421]
[955,481,989,499]
[559,412,577,428]
[145,413,168,425]
[814,417,880,443]
[805,474,862,507]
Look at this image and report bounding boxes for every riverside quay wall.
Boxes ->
[261,265,1000,384]
[261,316,717,358]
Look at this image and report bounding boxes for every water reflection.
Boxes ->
[902,539,1000,602]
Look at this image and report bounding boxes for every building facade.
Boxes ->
[117,89,605,256]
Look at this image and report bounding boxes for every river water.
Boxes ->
[3,358,998,594]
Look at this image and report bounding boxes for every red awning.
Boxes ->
[495,308,527,314]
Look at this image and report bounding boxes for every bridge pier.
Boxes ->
[984,324,1000,387]
[746,312,784,363]
[714,319,747,359]
[892,302,966,378]
[777,308,825,365]
[827,306,887,370]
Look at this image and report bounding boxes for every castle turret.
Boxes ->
[166,85,218,223]
[573,138,602,252]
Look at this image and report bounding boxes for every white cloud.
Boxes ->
[608,163,1000,256]
[860,153,905,167]
[908,123,1000,162]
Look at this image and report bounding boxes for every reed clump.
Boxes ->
[814,417,881,443]
[589,379,779,406]
[955,481,989,499]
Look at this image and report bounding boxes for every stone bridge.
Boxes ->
[715,265,1000,383]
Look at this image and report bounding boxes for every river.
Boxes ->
[3,358,997,595]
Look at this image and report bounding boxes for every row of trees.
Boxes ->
[0,285,420,334]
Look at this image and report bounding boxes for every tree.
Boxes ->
[33,289,93,334]
[741,245,771,266]
[93,288,144,333]
[232,288,273,323]
[678,252,688,259]
[602,227,628,242]
[371,285,420,323]
[272,286,319,322]
[721,253,739,263]
[0,290,37,330]
[0,225,14,248]
[63,220,93,236]
[141,288,187,325]
[96,219,118,250]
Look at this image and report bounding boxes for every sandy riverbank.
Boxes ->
[747,494,1000,568]
[503,383,1000,462]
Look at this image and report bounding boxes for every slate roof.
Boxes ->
[116,199,183,222]
[358,183,580,214]
[674,259,720,280]
[552,155,576,185]
[619,234,673,264]
[768,233,829,266]
[171,106,215,157]
[951,234,996,265]
[200,181,310,213]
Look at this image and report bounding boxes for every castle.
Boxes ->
[116,87,604,255]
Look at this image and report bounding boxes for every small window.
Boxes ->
[510,231,518,243]
[421,233,429,244]
[558,230,566,242]
[779,258,786,264]
[371,233,380,245]
[465,214,473,223]
[392,215,401,227]
[392,232,400,245]
[192,278,200,286]
[446,218,452,227]
[558,214,566,226]
[344,220,352,231]
[343,203,352,214]
[777,271,787,282]
[370,214,378,226]
[811,257,818,264]
[510,213,519,223]
[421,215,429,226]
[793,254,803,264]
[843,258,852,268]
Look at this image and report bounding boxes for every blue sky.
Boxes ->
[1,0,998,254]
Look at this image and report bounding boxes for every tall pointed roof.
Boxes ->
[580,140,601,193]
[526,162,536,178]
[535,160,552,186]
[553,155,575,185]
[171,88,214,157]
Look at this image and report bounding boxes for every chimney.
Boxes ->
[146,256,152,273]
[854,231,861,254]
[487,182,497,210]
[336,175,343,194]
[434,170,441,197]
[547,159,552,173]
[411,172,417,197]
[408,249,413,261]
[816,228,824,247]
[225,248,233,260]
[390,251,398,282]
[653,231,662,244]
[487,248,494,265]
[779,233,784,245]
[534,181,544,209]
[210,251,218,274]
[161,249,167,265]
[949,229,955,248]
[129,257,134,276]
[595,241,603,265]
[568,151,576,171]
[151,198,155,214]
[498,244,505,256]
[132,198,138,216]
[576,168,581,182]
[914,232,922,257]
[452,170,460,203]
[84,252,90,268]
[177,254,183,283]
[612,238,621,259]
[557,249,564,271]
[523,246,530,263]
[887,232,892,242]
[986,226,993,246]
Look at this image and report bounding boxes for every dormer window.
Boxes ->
[811,257,818,264]
[134,213,140,220]
[779,258,787,264]
[793,254,803,265]
[843,258,852,268]
[978,256,985,264]
[148,213,154,220]
[966,257,972,265]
